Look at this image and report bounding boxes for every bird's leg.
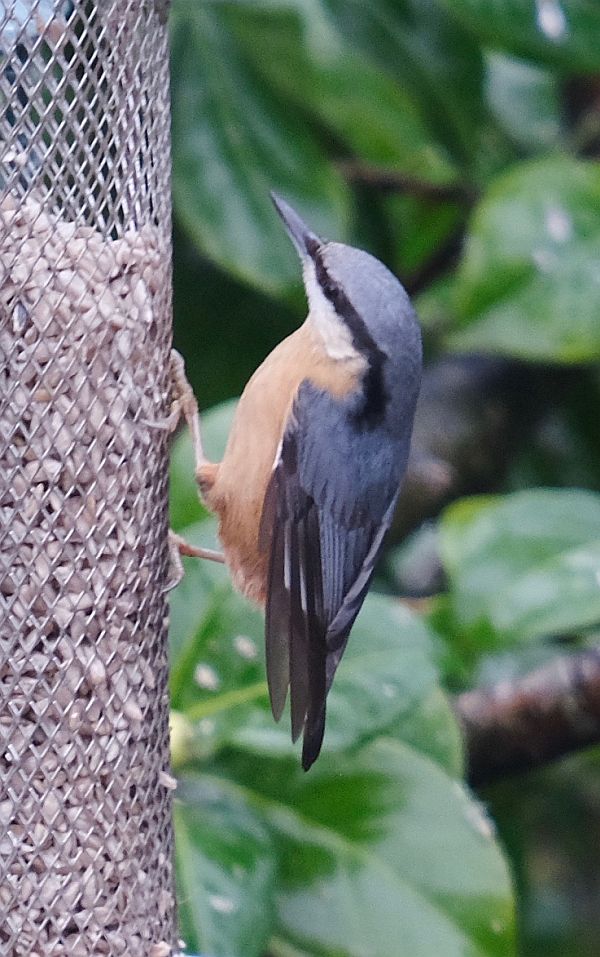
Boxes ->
[164,531,187,593]
[147,349,208,464]
[165,531,226,592]
[145,349,216,488]
[166,350,222,499]
[149,350,226,573]
[168,350,207,470]
[170,530,225,565]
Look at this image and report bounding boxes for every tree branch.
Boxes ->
[336,159,476,202]
[456,649,600,788]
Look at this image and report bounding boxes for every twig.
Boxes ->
[456,649,600,788]
[337,159,477,202]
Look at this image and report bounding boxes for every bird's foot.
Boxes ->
[165,530,226,591]
[145,349,210,467]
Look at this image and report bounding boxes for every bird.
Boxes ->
[176,194,422,769]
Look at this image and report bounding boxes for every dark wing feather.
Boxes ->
[263,503,290,722]
[262,381,409,770]
[262,430,327,750]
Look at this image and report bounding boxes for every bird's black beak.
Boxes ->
[270,192,321,260]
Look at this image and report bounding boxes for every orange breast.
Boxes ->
[202,320,364,603]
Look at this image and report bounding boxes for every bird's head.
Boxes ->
[271,192,419,368]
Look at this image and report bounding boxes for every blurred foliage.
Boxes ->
[168,1,600,955]
[441,489,600,644]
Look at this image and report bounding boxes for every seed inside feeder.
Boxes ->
[0,194,176,954]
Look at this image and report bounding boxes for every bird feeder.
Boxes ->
[0,1,177,953]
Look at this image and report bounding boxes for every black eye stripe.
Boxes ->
[310,247,389,429]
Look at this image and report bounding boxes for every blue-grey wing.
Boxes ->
[260,379,411,769]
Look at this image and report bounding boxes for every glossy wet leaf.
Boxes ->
[318,0,486,164]
[170,2,349,294]
[174,777,277,957]
[229,6,457,186]
[225,0,485,167]
[440,489,600,640]
[210,739,515,957]
[451,157,600,361]
[495,540,600,640]
[485,53,562,151]
[441,0,600,72]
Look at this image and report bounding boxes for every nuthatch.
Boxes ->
[176,194,422,769]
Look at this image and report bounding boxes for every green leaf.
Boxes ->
[414,272,459,335]
[170,1,349,294]
[175,777,277,957]
[384,193,464,277]
[440,489,600,641]
[439,0,600,73]
[214,740,515,957]
[229,6,457,185]
[451,157,600,361]
[168,538,267,720]
[485,53,562,152]
[495,540,600,640]
[318,0,486,166]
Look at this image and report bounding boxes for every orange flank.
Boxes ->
[198,320,365,603]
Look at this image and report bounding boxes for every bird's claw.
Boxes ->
[148,350,209,467]
[165,530,225,592]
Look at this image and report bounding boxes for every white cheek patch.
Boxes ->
[303,260,360,362]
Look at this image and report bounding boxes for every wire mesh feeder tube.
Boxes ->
[0,2,177,954]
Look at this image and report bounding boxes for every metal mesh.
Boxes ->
[0,1,177,953]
